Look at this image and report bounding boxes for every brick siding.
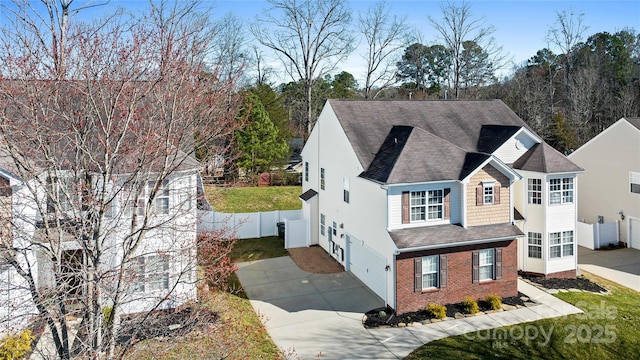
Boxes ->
[395,240,518,314]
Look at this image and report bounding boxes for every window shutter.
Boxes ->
[414,258,422,292]
[494,184,501,205]
[443,188,451,220]
[495,248,503,280]
[476,186,483,206]
[402,191,410,224]
[439,255,447,288]
[472,251,479,283]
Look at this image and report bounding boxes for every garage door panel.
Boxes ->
[347,235,386,300]
[630,218,640,250]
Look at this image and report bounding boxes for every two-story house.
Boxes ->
[300,100,582,314]
[0,144,200,334]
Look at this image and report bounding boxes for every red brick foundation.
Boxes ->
[395,240,518,314]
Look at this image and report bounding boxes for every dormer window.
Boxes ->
[483,182,495,205]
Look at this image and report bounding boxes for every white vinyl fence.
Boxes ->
[577,220,620,250]
[198,209,303,239]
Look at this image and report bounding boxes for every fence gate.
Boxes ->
[284,219,309,249]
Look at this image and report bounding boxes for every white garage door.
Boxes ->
[630,218,640,250]
[347,235,386,300]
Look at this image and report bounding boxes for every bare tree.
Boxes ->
[429,0,502,99]
[250,0,355,134]
[358,0,410,99]
[547,8,588,81]
[213,12,250,87]
[0,1,242,358]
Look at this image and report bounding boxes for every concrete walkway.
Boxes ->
[236,256,583,360]
[578,246,640,292]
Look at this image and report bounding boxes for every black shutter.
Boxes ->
[414,258,422,292]
[439,255,447,288]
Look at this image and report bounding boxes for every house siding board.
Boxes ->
[493,132,538,164]
[466,165,511,226]
[388,182,460,230]
[395,240,517,314]
[569,118,640,244]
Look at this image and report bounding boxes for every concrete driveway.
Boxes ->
[235,256,583,360]
[578,246,640,291]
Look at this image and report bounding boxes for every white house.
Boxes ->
[568,118,640,249]
[300,100,582,314]
[0,148,199,335]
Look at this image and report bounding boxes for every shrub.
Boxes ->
[0,329,33,360]
[462,296,479,314]
[426,303,447,319]
[485,293,502,310]
[103,306,114,329]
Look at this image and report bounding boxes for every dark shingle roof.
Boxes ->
[477,125,521,153]
[389,223,524,251]
[329,100,529,170]
[513,142,583,173]
[299,189,318,201]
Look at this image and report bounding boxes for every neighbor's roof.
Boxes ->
[512,142,583,174]
[390,223,524,251]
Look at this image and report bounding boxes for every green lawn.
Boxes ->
[205,186,302,213]
[406,273,640,359]
[128,237,288,359]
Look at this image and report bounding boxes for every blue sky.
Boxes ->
[3,0,638,84]
[212,0,639,82]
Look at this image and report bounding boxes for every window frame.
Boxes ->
[320,168,325,190]
[343,176,350,203]
[135,255,170,293]
[478,248,494,281]
[320,213,326,236]
[483,184,494,205]
[549,177,574,205]
[304,162,309,182]
[528,178,542,204]
[421,255,439,289]
[527,232,542,259]
[630,172,640,194]
[549,231,574,258]
[410,191,426,222]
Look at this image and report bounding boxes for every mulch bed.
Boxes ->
[364,292,531,328]
[521,274,608,293]
[116,306,219,345]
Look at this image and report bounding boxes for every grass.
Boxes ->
[205,185,302,213]
[405,273,640,360]
[127,237,289,359]
[231,236,289,263]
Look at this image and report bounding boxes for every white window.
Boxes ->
[528,178,542,204]
[427,190,443,219]
[528,232,542,259]
[630,172,640,194]
[549,231,574,258]
[343,176,350,203]
[479,249,494,281]
[332,221,337,236]
[410,191,426,221]
[179,176,192,211]
[422,255,439,289]
[320,214,325,236]
[483,183,494,205]
[153,180,170,215]
[135,255,170,292]
[304,162,309,182]
[549,178,573,205]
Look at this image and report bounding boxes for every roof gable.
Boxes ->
[513,142,583,173]
[477,125,521,153]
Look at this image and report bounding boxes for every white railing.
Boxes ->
[198,209,303,239]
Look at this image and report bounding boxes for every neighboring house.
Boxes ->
[0,147,199,334]
[300,100,582,314]
[568,118,640,250]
